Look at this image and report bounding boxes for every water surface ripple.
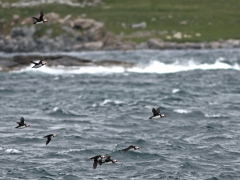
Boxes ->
[1,49,240,179]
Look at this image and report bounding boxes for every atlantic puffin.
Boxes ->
[103,156,118,164]
[89,155,107,169]
[149,107,166,119]
[44,134,57,145]
[123,145,140,153]
[31,57,47,68]
[32,10,48,24]
[15,117,30,129]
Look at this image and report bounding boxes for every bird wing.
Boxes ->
[93,159,98,169]
[39,10,44,21]
[152,108,160,116]
[89,155,100,160]
[46,137,51,145]
[31,61,37,65]
[20,117,25,123]
[32,17,38,20]
[105,156,111,161]
[152,108,157,116]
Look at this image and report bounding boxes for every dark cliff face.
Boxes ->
[0,55,135,72]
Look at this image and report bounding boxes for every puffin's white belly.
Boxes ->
[32,64,43,68]
[35,21,44,24]
[17,126,27,129]
[151,115,161,119]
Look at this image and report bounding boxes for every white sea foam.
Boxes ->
[174,109,192,114]
[53,107,59,111]
[57,148,84,154]
[204,113,222,118]
[100,99,124,106]
[5,149,22,154]
[12,59,240,75]
[172,89,180,94]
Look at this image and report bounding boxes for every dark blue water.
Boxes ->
[1,49,240,179]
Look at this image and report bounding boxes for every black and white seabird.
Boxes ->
[32,10,48,24]
[15,117,30,129]
[89,155,107,169]
[149,107,166,119]
[103,156,118,164]
[123,145,140,153]
[44,134,57,145]
[31,57,47,68]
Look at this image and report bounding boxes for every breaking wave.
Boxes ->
[12,59,240,75]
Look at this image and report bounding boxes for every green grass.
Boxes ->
[1,0,240,43]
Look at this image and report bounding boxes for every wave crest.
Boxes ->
[12,59,240,75]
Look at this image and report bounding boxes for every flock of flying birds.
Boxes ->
[15,10,166,169]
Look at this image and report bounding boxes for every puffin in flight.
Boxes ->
[89,155,106,169]
[149,107,166,119]
[31,57,47,68]
[123,145,140,153]
[15,117,30,129]
[103,156,118,164]
[32,10,48,24]
[44,134,57,145]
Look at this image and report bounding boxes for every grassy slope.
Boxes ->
[1,0,240,43]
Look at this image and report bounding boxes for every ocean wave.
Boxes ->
[11,59,240,75]
[92,99,125,107]
[57,148,85,154]
[172,89,180,94]
[204,113,229,118]
[47,106,79,117]
[174,109,192,114]
[4,148,22,154]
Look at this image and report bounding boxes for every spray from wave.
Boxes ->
[13,59,240,75]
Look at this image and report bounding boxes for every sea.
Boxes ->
[1,49,240,180]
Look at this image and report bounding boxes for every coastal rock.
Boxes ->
[132,22,147,29]
[11,26,36,38]
[0,55,134,71]
[73,18,95,29]
[83,41,104,50]
[21,17,33,25]
[147,38,165,49]
[46,12,60,22]
[87,22,105,41]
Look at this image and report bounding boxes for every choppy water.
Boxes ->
[1,49,240,180]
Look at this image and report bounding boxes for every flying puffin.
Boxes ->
[149,107,166,119]
[15,117,30,129]
[31,57,47,68]
[89,155,106,169]
[103,156,118,164]
[123,145,140,153]
[44,134,57,145]
[32,10,48,24]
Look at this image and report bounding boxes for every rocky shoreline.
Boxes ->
[0,55,135,72]
[1,12,240,53]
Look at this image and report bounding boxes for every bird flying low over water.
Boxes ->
[15,117,30,129]
[32,10,48,24]
[31,57,47,68]
[149,107,166,119]
[102,156,118,164]
[89,155,107,169]
[123,145,140,153]
[44,134,57,145]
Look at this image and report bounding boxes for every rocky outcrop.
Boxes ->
[1,13,240,52]
[0,55,135,71]
[0,14,137,52]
